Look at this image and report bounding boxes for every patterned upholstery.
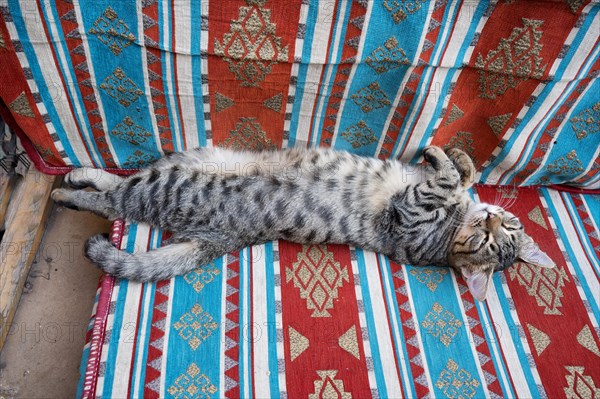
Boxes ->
[0,1,599,187]
[77,187,600,398]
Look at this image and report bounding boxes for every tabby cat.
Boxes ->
[51,146,554,301]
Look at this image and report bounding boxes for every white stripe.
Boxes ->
[136,1,164,158]
[282,3,308,148]
[543,192,600,322]
[16,0,92,165]
[485,283,532,398]
[200,2,212,147]
[242,247,251,399]
[361,251,403,397]
[379,255,413,399]
[132,281,153,396]
[252,245,270,397]
[40,0,101,166]
[331,0,377,146]
[293,0,337,147]
[450,271,491,399]
[162,2,183,151]
[349,249,377,392]
[273,242,287,394]
[174,1,199,150]
[109,224,150,396]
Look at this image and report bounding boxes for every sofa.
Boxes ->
[0,0,599,397]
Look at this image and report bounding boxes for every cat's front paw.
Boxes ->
[422,146,447,169]
[446,148,475,188]
[51,188,80,210]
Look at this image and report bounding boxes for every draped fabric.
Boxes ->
[0,0,599,187]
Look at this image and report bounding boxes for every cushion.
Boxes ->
[77,186,600,398]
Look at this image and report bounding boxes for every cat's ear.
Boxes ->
[518,234,555,269]
[461,267,494,301]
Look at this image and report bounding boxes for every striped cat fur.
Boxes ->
[51,146,554,300]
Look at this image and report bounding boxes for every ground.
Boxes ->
[0,204,110,399]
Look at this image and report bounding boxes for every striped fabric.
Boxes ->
[77,186,600,398]
[0,1,599,187]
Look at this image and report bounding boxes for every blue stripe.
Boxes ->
[355,249,388,398]
[164,249,223,396]
[379,255,416,399]
[191,2,207,147]
[312,0,352,148]
[334,0,429,155]
[288,1,320,147]
[405,265,486,399]
[8,1,80,165]
[41,0,105,166]
[264,242,281,397]
[491,274,542,397]
[102,224,138,397]
[78,0,162,165]
[541,189,600,319]
[524,76,600,185]
[406,0,491,162]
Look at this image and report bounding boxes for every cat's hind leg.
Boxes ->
[64,167,124,191]
[85,234,237,281]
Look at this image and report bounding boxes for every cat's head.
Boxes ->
[449,203,555,301]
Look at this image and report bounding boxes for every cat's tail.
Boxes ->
[84,234,229,281]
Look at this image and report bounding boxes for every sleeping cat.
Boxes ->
[51,145,554,301]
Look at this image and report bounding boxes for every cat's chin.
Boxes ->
[464,203,504,225]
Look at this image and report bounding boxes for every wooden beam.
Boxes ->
[0,170,58,351]
[0,173,16,231]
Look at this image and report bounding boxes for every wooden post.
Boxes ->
[0,170,58,351]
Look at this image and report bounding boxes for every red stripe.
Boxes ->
[208,0,303,149]
[432,1,585,168]
[279,242,371,397]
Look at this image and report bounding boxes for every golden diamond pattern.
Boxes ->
[475,18,546,99]
[570,101,600,140]
[365,36,410,74]
[564,366,600,399]
[547,150,584,175]
[422,302,463,347]
[167,363,217,399]
[436,359,481,399]
[308,370,352,399]
[110,116,152,145]
[100,67,144,107]
[220,117,277,151]
[286,245,349,318]
[173,304,219,350]
[409,267,449,292]
[184,264,221,293]
[214,0,289,86]
[351,82,391,113]
[509,262,570,315]
[383,0,424,24]
[9,92,35,118]
[341,120,378,149]
[89,7,136,56]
